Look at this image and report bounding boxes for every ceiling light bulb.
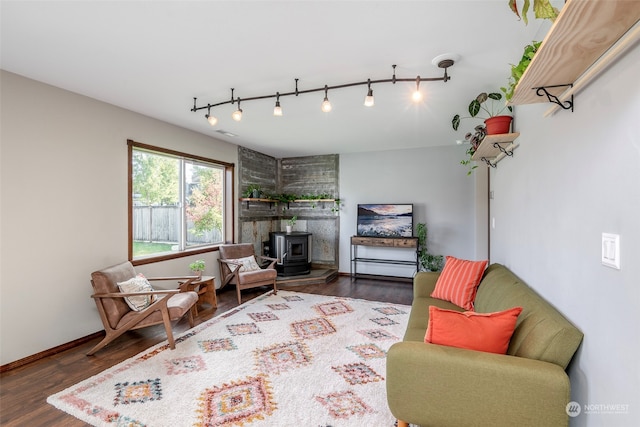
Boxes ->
[273,95,282,116]
[206,114,218,126]
[321,85,332,112]
[364,88,374,107]
[412,76,422,102]
[321,97,332,112]
[232,108,243,121]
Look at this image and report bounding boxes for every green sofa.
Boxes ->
[386,263,583,427]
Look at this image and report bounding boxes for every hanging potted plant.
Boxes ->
[452,92,513,135]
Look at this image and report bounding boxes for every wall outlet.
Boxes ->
[601,233,620,269]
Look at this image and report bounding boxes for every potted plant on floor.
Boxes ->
[416,223,444,272]
[452,92,513,135]
[189,259,205,279]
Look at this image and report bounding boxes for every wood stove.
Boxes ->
[269,231,312,276]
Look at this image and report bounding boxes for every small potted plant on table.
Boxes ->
[188,260,205,279]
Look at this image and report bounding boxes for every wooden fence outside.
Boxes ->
[133,205,220,244]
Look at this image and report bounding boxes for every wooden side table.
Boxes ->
[179,276,217,315]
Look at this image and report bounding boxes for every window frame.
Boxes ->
[127,139,234,266]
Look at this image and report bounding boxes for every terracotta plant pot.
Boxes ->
[484,115,512,135]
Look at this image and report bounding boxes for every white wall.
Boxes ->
[339,145,485,277]
[490,44,640,426]
[0,71,238,365]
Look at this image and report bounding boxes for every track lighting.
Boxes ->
[205,105,218,126]
[273,92,283,116]
[364,79,374,107]
[321,86,332,112]
[190,56,456,125]
[232,98,243,122]
[412,76,423,102]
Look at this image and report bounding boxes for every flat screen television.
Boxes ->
[357,204,413,238]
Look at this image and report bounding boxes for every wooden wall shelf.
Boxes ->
[508,0,640,108]
[240,198,337,209]
[472,133,520,168]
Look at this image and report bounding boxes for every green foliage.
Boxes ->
[508,0,559,25]
[501,41,542,101]
[189,259,206,272]
[186,167,223,237]
[459,125,487,175]
[452,92,512,131]
[132,151,179,205]
[243,184,262,198]
[416,223,444,272]
[288,216,297,226]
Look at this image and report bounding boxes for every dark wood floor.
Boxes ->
[0,275,413,426]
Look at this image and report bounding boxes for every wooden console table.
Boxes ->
[350,236,419,280]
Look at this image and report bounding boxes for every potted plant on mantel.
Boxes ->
[286,216,297,233]
[452,92,513,135]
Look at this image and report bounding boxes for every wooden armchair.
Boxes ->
[88,261,199,356]
[218,243,278,304]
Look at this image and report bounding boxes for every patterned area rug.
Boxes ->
[47,291,410,426]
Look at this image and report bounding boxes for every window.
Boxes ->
[128,140,233,261]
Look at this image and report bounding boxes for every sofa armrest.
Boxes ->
[387,341,570,427]
[413,271,440,298]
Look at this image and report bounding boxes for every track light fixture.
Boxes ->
[321,85,332,112]
[364,79,374,107]
[232,98,243,121]
[191,57,456,125]
[273,92,283,116]
[205,106,218,126]
[412,76,423,102]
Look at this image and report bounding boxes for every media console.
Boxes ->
[350,235,419,280]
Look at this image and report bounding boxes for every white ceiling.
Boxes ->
[1,1,552,158]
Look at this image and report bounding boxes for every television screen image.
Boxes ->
[357,204,413,237]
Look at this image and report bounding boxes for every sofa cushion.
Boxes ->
[430,256,488,310]
[474,264,584,369]
[117,274,157,311]
[424,306,523,354]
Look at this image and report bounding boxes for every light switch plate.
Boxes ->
[602,233,620,269]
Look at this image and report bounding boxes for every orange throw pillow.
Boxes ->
[430,256,488,310]
[424,306,523,354]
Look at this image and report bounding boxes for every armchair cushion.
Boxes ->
[430,256,488,310]
[227,255,262,273]
[117,274,157,311]
[425,305,523,354]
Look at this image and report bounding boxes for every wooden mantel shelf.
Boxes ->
[509,0,640,106]
[471,133,520,163]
